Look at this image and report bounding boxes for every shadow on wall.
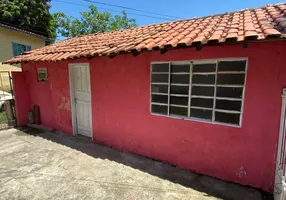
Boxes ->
[17,126,272,200]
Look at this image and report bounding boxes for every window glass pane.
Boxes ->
[215,100,242,111]
[151,105,168,115]
[218,60,246,72]
[170,86,189,95]
[151,94,168,104]
[170,106,188,116]
[151,74,169,83]
[215,112,240,125]
[23,45,28,51]
[191,86,214,96]
[170,96,188,106]
[191,98,213,108]
[26,45,32,51]
[192,74,215,84]
[19,44,25,54]
[152,63,169,72]
[171,63,190,73]
[12,42,18,56]
[217,74,245,85]
[216,87,243,98]
[171,74,189,84]
[152,85,168,93]
[193,63,216,72]
[190,108,212,120]
[12,43,30,56]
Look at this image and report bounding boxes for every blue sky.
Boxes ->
[50,0,283,27]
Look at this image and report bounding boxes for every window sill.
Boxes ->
[150,112,241,128]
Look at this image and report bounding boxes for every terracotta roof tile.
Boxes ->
[5,3,286,64]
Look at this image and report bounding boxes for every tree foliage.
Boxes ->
[0,0,56,40]
[53,5,137,38]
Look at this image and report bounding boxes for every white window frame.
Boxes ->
[150,57,248,127]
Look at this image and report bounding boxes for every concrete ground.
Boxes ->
[0,127,268,200]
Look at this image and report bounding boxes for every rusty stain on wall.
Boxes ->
[58,97,71,111]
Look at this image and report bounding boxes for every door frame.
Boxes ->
[68,63,93,141]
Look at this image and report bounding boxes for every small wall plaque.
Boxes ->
[37,68,48,82]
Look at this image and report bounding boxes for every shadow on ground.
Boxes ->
[17,126,272,200]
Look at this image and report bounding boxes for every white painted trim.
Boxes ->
[151,57,248,66]
[170,104,188,108]
[192,84,215,87]
[151,92,168,95]
[149,63,152,114]
[151,102,168,106]
[68,64,77,137]
[151,82,168,85]
[151,72,169,74]
[191,106,213,110]
[170,61,190,65]
[170,83,189,86]
[193,72,216,75]
[215,109,241,114]
[150,112,241,128]
[170,94,189,97]
[217,84,244,88]
[187,62,193,117]
[212,61,218,122]
[171,72,190,75]
[68,63,93,141]
[216,97,242,101]
[239,59,248,127]
[167,63,171,115]
[191,95,214,99]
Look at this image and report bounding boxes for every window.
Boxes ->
[12,42,32,56]
[150,59,247,126]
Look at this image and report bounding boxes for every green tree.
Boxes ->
[0,0,56,40]
[53,5,137,38]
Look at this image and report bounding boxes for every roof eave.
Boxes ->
[0,25,49,41]
[4,37,285,65]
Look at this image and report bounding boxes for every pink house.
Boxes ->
[5,3,286,198]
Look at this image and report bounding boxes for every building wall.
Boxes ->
[19,41,286,192]
[0,64,21,92]
[12,71,30,126]
[0,28,45,63]
[0,28,45,91]
[21,62,72,133]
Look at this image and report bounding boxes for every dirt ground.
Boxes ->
[0,127,267,200]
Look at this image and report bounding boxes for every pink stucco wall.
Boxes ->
[12,72,30,126]
[16,41,286,192]
[21,62,72,133]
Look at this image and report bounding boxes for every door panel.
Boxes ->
[71,64,92,138]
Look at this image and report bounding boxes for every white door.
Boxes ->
[70,64,92,138]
